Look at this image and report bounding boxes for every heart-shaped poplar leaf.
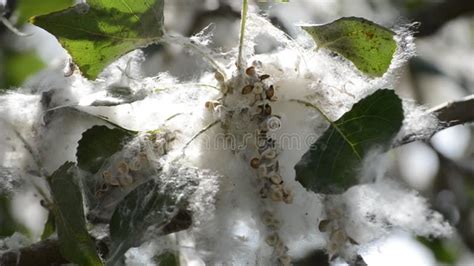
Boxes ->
[108,174,196,264]
[302,17,397,77]
[76,126,134,173]
[295,89,403,194]
[17,0,74,24]
[49,162,103,266]
[31,0,164,80]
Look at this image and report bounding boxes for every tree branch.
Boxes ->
[431,94,474,129]
[395,95,474,147]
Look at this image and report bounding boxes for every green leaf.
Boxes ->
[0,50,45,90]
[40,211,56,240]
[76,125,133,173]
[418,237,458,264]
[0,196,17,237]
[31,0,165,80]
[49,162,103,266]
[108,178,195,264]
[295,89,403,194]
[154,252,180,266]
[302,17,397,77]
[17,0,74,24]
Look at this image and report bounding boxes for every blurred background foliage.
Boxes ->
[1,0,473,265]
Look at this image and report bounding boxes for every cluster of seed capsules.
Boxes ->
[240,65,293,205]
[207,64,293,265]
[242,66,293,266]
[88,130,176,223]
[95,130,176,199]
[320,203,358,261]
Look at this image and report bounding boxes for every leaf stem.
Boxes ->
[237,0,249,70]
[290,99,361,159]
[182,120,220,153]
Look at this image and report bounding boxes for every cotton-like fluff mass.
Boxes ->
[0,12,451,266]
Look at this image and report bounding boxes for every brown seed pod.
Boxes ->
[214,71,225,82]
[206,100,222,111]
[274,240,288,256]
[117,161,129,174]
[265,234,279,246]
[318,219,331,232]
[250,157,260,169]
[245,66,256,76]
[266,85,275,99]
[283,189,294,204]
[129,158,141,171]
[259,74,270,81]
[118,173,134,187]
[241,84,254,95]
[264,104,272,116]
[254,82,264,94]
[278,255,291,266]
[102,170,119,186]
[257,164,268,178]
[259,186,269,198]
[270,175,283,185]
[271,189,283,202]
[269,95,278,102]
[261,148,277,159]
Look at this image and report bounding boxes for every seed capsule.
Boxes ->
[250,157,260,169]
[245,66,256,76]
[257,164,268,178]
[259,74,270,81]
[241,84,254,95]
[265,234,279,246]
[129,158,142,171]
[102,170,119,186]
[264,104,272,116]
[261,148,277,159]
[283,189,294,204]
[274,240,288,256]
[254,82,264,94]
[118,173,134,187]
[266,85,275,99]
[270,175,283,185]
[318,219,331,232]
[117,161,129,174]
[271,189,283,202]
[278,255,291,266]
[269,95,278,102]
[214,71,225,82]
[259,186,269,198]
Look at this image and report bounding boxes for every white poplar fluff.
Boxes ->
[0,13,451,265]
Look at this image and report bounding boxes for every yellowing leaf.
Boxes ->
[303,17,397,77]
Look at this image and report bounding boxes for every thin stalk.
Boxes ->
[0,16,32,37]
[182,120,219,153]
[237,0,249,70]
[290,99,362,159]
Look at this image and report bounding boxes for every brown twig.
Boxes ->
[395,95,474,147]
